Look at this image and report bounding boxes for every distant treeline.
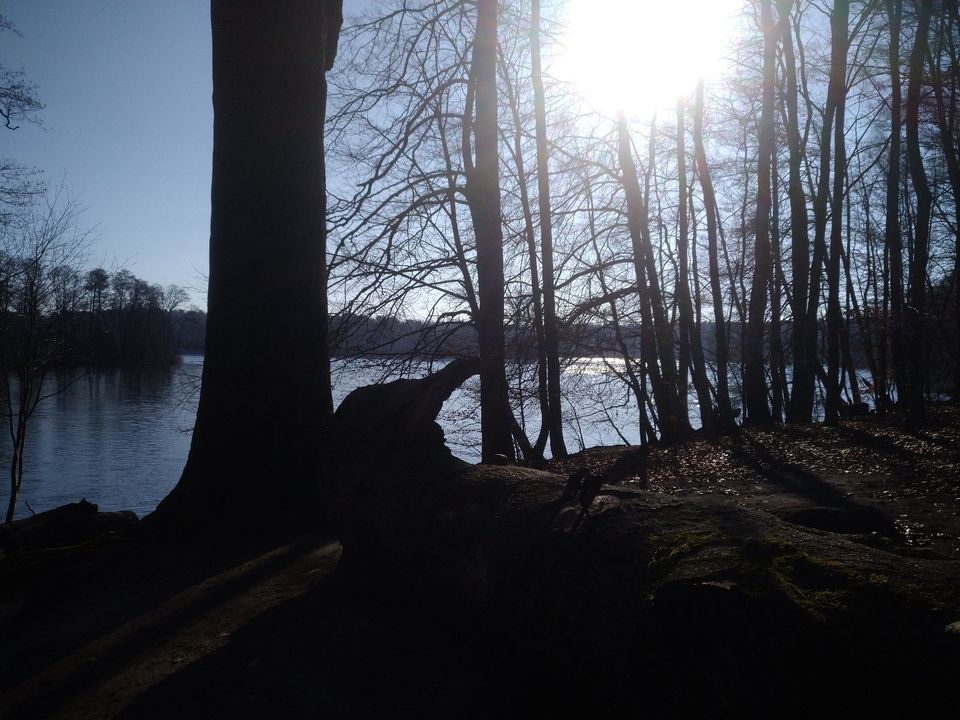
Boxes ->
[1,260,205,369]
[332,288,957,406]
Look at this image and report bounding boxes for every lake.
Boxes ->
[1,355,814,520]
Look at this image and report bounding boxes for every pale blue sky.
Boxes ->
[2,1,365,307]
[2,1,213,303]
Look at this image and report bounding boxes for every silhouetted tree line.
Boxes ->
[74,268,203,365]
[0,258,201,369]
[333,312,898,368]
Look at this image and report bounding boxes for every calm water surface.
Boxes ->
[1,356,203,517]
[2,356,830,519]
[0,357,482,518]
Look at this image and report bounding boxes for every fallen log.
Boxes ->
[327,362,960,716]
[0,500,138,553]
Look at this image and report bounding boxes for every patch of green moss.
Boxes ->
[740,535,797,564]
[773,552,857,592]
[766,554,843,619]
[648,529,724,571]
[768,550,938,621]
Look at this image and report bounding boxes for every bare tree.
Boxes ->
[676,103,716,433]
[928,3,960,398]
[744,0,778,426]
[0,15,45,225]
[1,192,89,523]
[617,117,689,442]
[467,0,514,461]
[904,0,933,420]
[530,0,567,457]
[323,0,958,447]
[694,80,736,429]
[824,0,851,423]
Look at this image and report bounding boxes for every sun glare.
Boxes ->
[553,0,742,118]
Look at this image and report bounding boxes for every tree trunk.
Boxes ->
[929,8,960,399]
[800,0,842,422]
[879,213,890,411]
[904,0,934,421]
[502,67,548,460]
[770,136,787,423]
[530,0,567,458]
[618,118,689,442]
[824,0,850,424]
[779,0,812,423]
[676,105,715,434]
[842,225,880,408]
[885,0,906,411]
[694,81,736,429]
[584,179,652,447]
[744,0,778,426]
[152,1,343,538]
[5,415,26,525]
[466,0,514,461]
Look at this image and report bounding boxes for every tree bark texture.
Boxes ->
[905,0,934,420]
[778,0,814,424]
[154,0,343,537]
[468,0,515,461]
[825,0,850,424]
[744,0,777,426]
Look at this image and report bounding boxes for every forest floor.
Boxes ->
[1,406,958,718]
[545,404,960,559]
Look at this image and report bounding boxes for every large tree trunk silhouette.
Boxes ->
[904,0,933,421]
[744,0,777,426]
[778,0,813,424]
[152,1,343,537]
[930,12,960,402]
[928,7,960,400]
[467,0,514,461]
[824,0,850,424]
[799,0,843,424]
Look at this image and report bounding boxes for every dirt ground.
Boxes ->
[1,406,958,718]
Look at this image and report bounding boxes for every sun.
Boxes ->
[552,0,742,118]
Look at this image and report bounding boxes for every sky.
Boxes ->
[2,1,376,308]
[1,0,735,309]
[2,1,213,305]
